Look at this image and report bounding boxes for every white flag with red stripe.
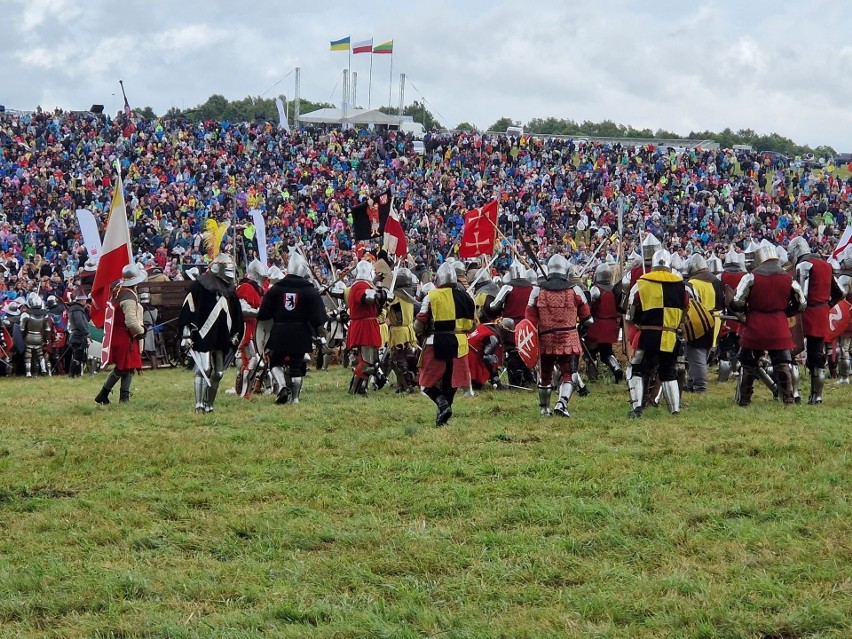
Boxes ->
[90,170,132,328]
[382,202,408,257]
[832,224,852,260]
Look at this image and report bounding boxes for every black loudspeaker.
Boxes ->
[0,105,5,113]
[90,104,104,114]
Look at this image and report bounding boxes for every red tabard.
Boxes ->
[586,286,619,344]
[526,287,589,356]
[741,272,795,351]
[503,286,533,323]
[346,280,382,348]
[109,292,142,370]
[801,257,834,339]
[466,324,503,385]
[236,279,263,347]
[720,270,746,335]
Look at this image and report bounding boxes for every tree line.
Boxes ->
[131,94,837,157]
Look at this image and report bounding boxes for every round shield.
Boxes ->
[826,300,852,342]
[514,318,540,369]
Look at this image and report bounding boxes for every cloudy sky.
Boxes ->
[3,0,852,149]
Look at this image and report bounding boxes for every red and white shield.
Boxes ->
[826,300,852,341]
[100,300,116,369]
[514,318,540,369]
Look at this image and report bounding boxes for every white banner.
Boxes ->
[75,208,103,260]
[275,97,290,133]
[250,209,268,267]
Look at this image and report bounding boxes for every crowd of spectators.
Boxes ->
[2,107,851,308]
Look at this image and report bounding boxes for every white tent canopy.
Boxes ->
[297,107,401,127]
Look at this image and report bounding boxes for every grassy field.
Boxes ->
[0,366,849,639]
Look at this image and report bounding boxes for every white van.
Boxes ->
[399,121,426,139]
[506,125,524,138]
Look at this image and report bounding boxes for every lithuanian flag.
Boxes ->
[330,36,350,51]
[373,40,393,54]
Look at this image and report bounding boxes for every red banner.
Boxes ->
[459,200,498,258]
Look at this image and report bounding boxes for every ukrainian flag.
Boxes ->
[330,36,350,51]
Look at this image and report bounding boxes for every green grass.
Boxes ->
[0,367,849,638]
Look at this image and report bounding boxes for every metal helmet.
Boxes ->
[46,295,58,310]
[744,240,761,270]
[686,253,708,276]
[775,246,789,267]
[628,250,642,268]
[267,265,284,284]
[724,247,745,270]
[525,268,538,283]
[354,259,375,281]
[452,261,467,280]
[641,233,662,261]
[502,272,512,284]
[546,254,570,277]
[246,259,268,285]
[593,262,613,286]
[786,236,811,266]
[509,259,525,280]
[671,253,684,273]
[753,244,778,267]
[395,267,415,289]
[435,262,457,287]
[840,250,852,271]
[185,267,200,281]
[707,255,723,275]
[499,317,516,333]
[209,254,236,284]
[331,280,346,295]
[121,262,148,287]
[27,294,45,310]
[287,253,310,278]
[651,249,673,270]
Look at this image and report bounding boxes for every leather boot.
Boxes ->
[736,366,757,406]
[435,395,453,426]
[94,388,111,405]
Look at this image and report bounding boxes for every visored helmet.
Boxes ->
[267,265,284,284]
[593,262,612,285]
[724,247,745,270]
[651,249,673,270]
[354,259,375,281]
[27,294,45,310]
[641,233,662,261]
[435,262,457,287]
[546,254,569,277]
[753,244,778,267]
[525,268,538,283]
[246,259,268,284]
[209,254,236,284]
[744,240,761,271]
[686,253,708,276]
[287,253,311,278]
[509,259,525,280]
[786,236,811,266]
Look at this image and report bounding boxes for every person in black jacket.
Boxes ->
[257,253,328,405]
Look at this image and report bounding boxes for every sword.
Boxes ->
[188,349,211,386]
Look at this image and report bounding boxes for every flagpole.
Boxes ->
[368,51,373,110]
[388,52,393,109]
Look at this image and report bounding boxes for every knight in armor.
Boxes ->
[346,259,388,395]
[94,264,147,404]
[684,253,724,393]
[526,254,593,418]
[414,262,476,426]
[19,294,50,377]
[731,244,806,406]
[179,254,245,413]
[234,259,268,397]
[490,262,537,385]
[718,248,747,382]
[385,268,419,393]
[625,249,689,418]
[2,302,26,376]
[66,289,91,377]
[786,236,845,404]
[256,253,328,404]
[468,317,515,390]
[835,248,852,384]
[586,263,623,382]
[471,268,501,322]
[139,290,160,370]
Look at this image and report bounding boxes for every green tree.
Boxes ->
[456,121,477,132]
[136,106,157,120]
[487,117,517,132]
[379,101,441,131]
